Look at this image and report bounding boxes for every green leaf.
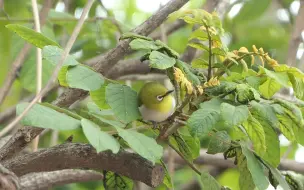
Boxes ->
[170,132,193,162]
[274,99,304,126]
[262,67,290,87]
[207,131,231,154]
[6,24,60,48]
[242,115,266,155]
[81,119,120,153]
[250,101,280,167]
[106,83,141,123]
[90,84,110,109]
[236,84,261,103]
[264,163,291,190]
[103,171,133,190]
[114,126,163,164]
[220,103,249,127]
[16,103,81,130]
[42,45,80,66]
[129,38,160,50]
[240,142,270,190]
[236,149,256,190]
[66,65,104,91]
[200,171,221,190]
[189,28,208,41]
[176,60,201,85]
[181,133,200,159]
[87,102,113,116]
[289,74,304,100]
[160,160,173,189]
[155,40,180,58]
[259,78,281,99]
[187,108,220,137]
[149,51,176,69]
[57,66,69,87]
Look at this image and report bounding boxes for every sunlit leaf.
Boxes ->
[90,83,110,109]
[42,45,80,66]
[259,78,281,99]
[81,118,120,153]
[220,103,249,127]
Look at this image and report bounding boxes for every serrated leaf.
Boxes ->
[129,39,160,50]
[240,142,270,190]
[236,84,261,103]
[263,163,291,190]
[207,131,231,154]
[42,45,79,66]
[114,126,163,164]
[237,150,256,190]
[220,103,249,127]
[259,78,281,99]
[289,74,304,100]
[16,103,81,130]
[81,119,120,153]
[200,171,221,190]
[106,83,141,123]
[66,65,104,91]
[242,116,266,154]
[149,51,176,69]
[262,67,290,87]
[6,24,60,48]
[250,101,280,167]
[90,84,110,109]
[188,108,220,137]
[103,171,133,190]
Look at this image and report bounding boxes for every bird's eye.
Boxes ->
[156,95,163,101]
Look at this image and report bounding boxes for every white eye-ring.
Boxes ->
[156,95,163,101]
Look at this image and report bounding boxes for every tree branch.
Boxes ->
[0,163,19,190]
[20,169,103,190]
[287,0,304,67]
[3,143,164,187]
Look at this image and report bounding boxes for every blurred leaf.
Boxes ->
[57,66,69,87]
[149,51,176,69]
[181,133,200,159]
[289,74,304,101]
[240,142,270,190]
[103,171,133,190]
[106,83,141,123]
[81,118,120,153]
[207,131,231,154]
[129,39,160,50]
[6,24,59,48]
[242,115,266,155]
[42,45,80,66]
[160,160,173,189]
[237,149,255,190]
[87,102,113,116]
[264,163,291,190]
[220,103,249,127]
[259,78,281,99]
[17,103,80,130]
[66,65,104,91]
[90,84,110,109]
[234,0,271,23]
[170,132,193,162]
[114,126,163,164]
[200,171,221,190]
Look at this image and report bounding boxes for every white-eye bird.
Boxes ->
[138,82,176,123]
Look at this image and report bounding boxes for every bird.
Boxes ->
[138,82,176,127]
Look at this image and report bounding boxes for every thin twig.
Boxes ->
[0,0,95,138]
[31,0,42,152]
[205,23,213,80]
[167,142,201,175]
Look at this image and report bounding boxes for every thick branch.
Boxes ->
[287,0,304,67]
[20,169,103,190]
[0,163,19,190]
[3,143,164,187]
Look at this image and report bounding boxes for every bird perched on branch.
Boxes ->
[138,82,176,127]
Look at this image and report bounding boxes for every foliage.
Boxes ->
[3,2,304,190]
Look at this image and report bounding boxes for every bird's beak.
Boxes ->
[162,89,174,98]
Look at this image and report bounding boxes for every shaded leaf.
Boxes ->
[103,171,133,190]
[201,171,221,190]
[90,83,110,109]
[129,39,160,50]
[160,160,173,189]
[207,131,231,154]
[237,149,256,190]
[42,45,79,66]
[81,118,120,153]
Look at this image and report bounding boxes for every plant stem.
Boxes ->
[205,24,212,80]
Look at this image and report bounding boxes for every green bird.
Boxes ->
[138,82,176,124]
